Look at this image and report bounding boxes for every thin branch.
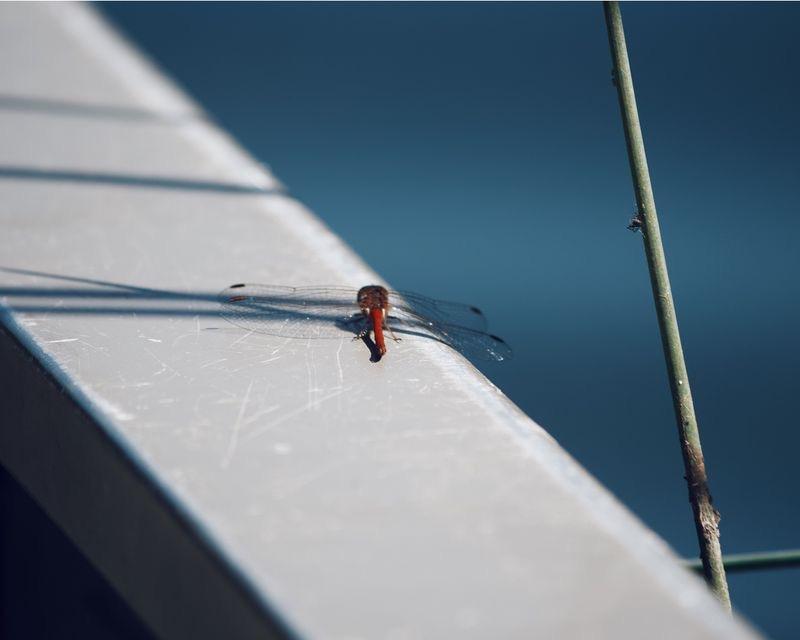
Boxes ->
[686,549,800,574]
[603,1,731,610]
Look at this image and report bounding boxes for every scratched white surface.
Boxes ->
[0,4,756,639]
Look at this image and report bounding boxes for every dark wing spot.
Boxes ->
[229,295,249,302]
[470,306,483,315]
[230,283,246,289]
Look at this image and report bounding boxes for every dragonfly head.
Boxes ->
[357,285,390,314]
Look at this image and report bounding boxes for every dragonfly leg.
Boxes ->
[341,314,369,341]
[385,317,402,343]
[354,324,371,340]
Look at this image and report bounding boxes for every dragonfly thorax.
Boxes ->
[357,285,390,315]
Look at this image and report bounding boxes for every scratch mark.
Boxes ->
[229,329,255,348]
[138,329,163,343]
[226,344,285,372]
[79,340,107,352]
[242,388,347,443]
[45,338,79,344]
[243,404,280,425]
[268,335,295,356]
[172,317,203,347]
[144,348,180,381]
[335,339,344,385]
[211,388,240,402]
[200,357,229,369]
[274,456,355,498]
[171,332,196,346]
[221,379,254,469]
[350,427,466,444]
[305,338,320,407]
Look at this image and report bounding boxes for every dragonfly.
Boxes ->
[218,284,511,361]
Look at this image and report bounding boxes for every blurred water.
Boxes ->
[99,3,800,637]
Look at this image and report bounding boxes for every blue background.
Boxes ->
[93,3,799,637]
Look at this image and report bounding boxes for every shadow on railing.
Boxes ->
[0,93,283,195]
[0,166,282,195]
[0,93,203,124]
[0,267,441,362]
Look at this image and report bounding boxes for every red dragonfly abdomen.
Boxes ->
[370,307,386,355]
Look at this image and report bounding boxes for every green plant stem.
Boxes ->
[686,550,800,574]
[603,1,731,611]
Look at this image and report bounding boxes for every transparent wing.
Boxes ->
[388,289,488,332]
[387,306,512,362]
[435,324,512,362]
[218,284,365,339]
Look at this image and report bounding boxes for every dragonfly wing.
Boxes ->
[389,290,488,332]
[218,284,364,339]
[434,324,513,362]
[388,308,512,362]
